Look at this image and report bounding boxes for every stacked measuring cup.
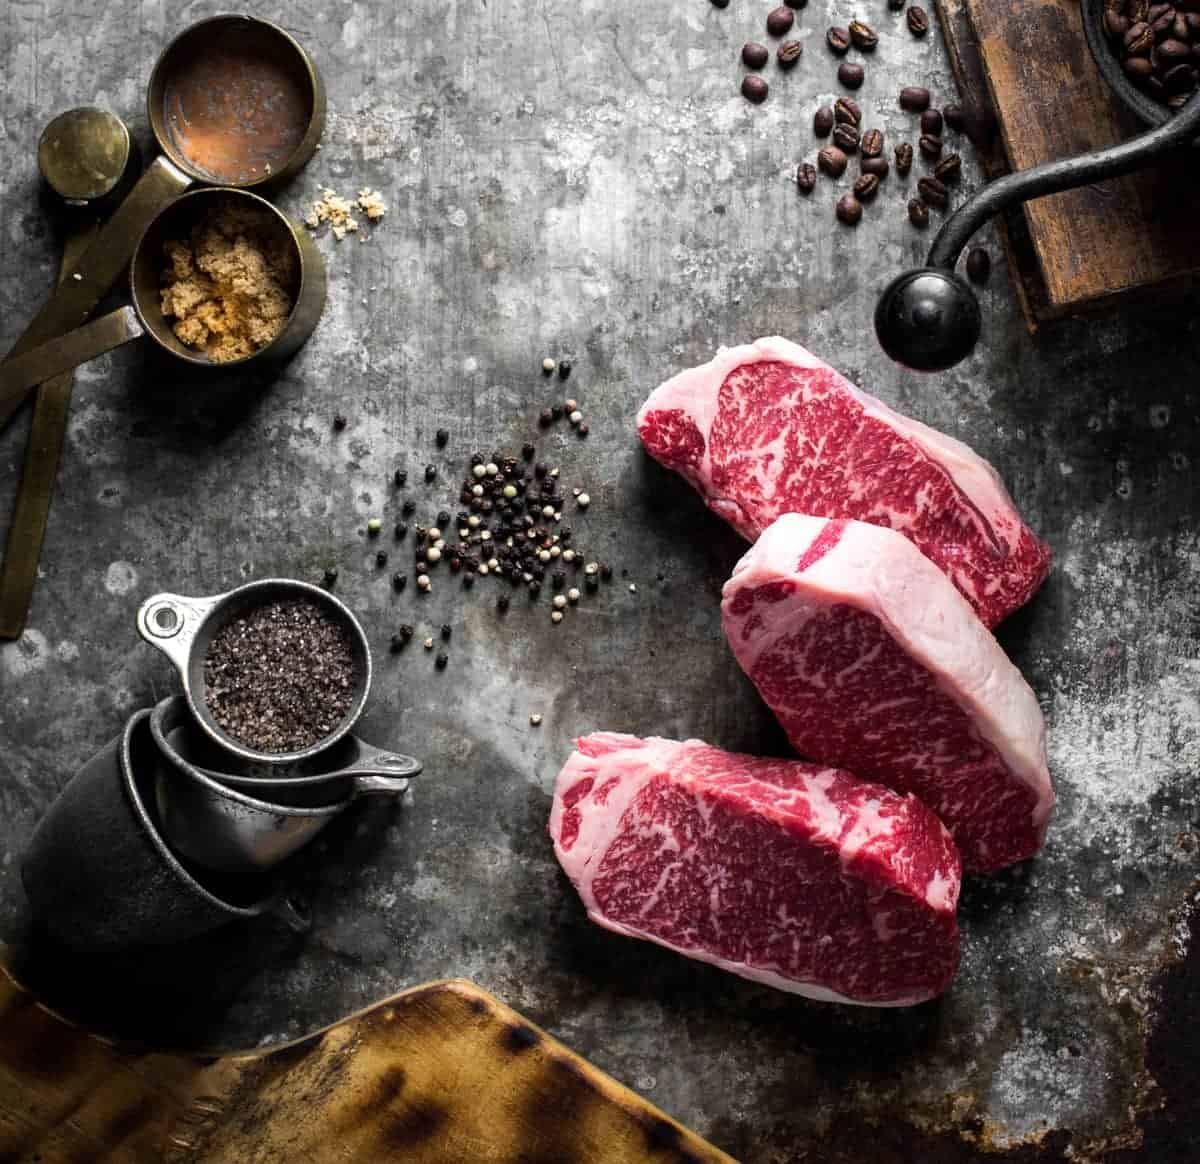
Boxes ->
[21,579,420,951]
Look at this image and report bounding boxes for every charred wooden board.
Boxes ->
[0,957,730,1163]
[943,0,1200,319]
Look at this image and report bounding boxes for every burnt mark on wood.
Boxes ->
[102,1091,158,1147]
[369,1064,408,1109]
[501,1021,542,1053]
[640,1112,685,1154]
[378,1097,449,1149]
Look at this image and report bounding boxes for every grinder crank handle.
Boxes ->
[0,155,192,431]
[874,89,1200,373]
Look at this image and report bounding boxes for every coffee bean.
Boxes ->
[767,5,795,35]
[1173,11,1191,37]
[1123,55,1155,77]
[907,5,931,35]
[908,198,930,227]
[899,86,932,111]
[1124,21,1155,52]
[742,74,769,102]
[861,155,890,177]
[828,26,852,54]
[861,128,885,156]
[818,145,849,177]
[849,20,879,49]
[919,133,944,158]
[965,247,992,284]
[834,97,863,124]
[814,106,836,136]
[853,173,881,200]
[839,62,866,88]
[921,109,945,135]
[796,162,818,193]
[1164,62,1199,92]
[1105,9,1132,36]
[934,153,962,182]
[836,193,864,225]
[743,41,770,68]
[1159,37,1193,60]
[918,175,949,207]
[833,123,861,152]
[777,39,804,68]
[895,142,915,174]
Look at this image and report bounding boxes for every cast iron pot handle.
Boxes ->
[875,90,1200,373]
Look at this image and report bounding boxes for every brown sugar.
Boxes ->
[304,187,387,241]
[160,201,297,363]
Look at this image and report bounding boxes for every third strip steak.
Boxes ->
[721,514,1054,873]
[637,336,1051,628]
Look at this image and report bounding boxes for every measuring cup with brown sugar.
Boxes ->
[0,15,325,426]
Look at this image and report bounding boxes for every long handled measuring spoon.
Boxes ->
[0,109,138,640]
[0,14,325,433]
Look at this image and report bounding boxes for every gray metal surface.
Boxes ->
[2,1,1199,1160]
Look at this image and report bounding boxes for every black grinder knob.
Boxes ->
[874,268,981,372]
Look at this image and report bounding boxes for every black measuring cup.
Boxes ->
[0,14,324,428]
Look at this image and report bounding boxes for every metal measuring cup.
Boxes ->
[0,186,326,405]
[137,579,374,767]
[0,14,324,428]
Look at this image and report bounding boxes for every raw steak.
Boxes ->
[636,336,1051,627]
[721,514,1054,873]
[550,733,962,1006]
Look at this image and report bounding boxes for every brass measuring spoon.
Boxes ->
[0,14,325,431]
[0,108,139,640]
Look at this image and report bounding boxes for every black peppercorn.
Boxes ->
[435,653,448,670]
[424,464,437,482]
[529,581,541,597]
[522,442,535,460]
[539,409,553,427]
[436,428,449,447]
[376,550,388,567]
[463,572,475,589]
[323,565,339,585]
[389,634,405,653]
[402,498,416,515]
[333,413,347,430]
[437,510,451,528]
[600,563,613,580]
[497,594,510,612]
[551,403,564,420]
[552,571,566,589]
[558,359,572,380]
[577,423,589,437]
[394,469,407,487]
[441,624,452,640]
[392,572,407,591]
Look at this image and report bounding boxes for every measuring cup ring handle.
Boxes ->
[135,590,223,675]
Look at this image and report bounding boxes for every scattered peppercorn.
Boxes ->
[376,550,388,567]
[600,563,613,580]
[423,636,435,651]
[497,594,510,612]
[402,498,416,516]
[542,357,556,374]
[424,464,437,482]
[577,423,589,437]
[441,624,452,640]
[367,518,382,536]
[539,409,553,427]
[333,414,347,430]
[323,566,339,586]
[393,572,407,591]
[530,713,543,726]
[394,469,407,487]
[522,442,535,460]
[558,360,572,380]
[436,428,449,447]
[436,652,448,669]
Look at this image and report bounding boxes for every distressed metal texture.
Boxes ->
[1,1,1199,1161]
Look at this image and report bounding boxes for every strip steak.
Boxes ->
[721,514,1054,873]
[637,336,1051,627]
[550,732,962,1006]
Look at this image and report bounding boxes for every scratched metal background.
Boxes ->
[1,1,1199,1159]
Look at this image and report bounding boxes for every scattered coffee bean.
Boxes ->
[907,6,930,36]
[966,247,992,284]
[827,26,852,54]
[899,86,931,111]
[767,5,795,35]
[834,97,863,125]
[814,106,836,136]
[742,74,770,102]
[777,39,804,68]
[918,175,949,208]
[742,41,769,68]
[861,155,890,177]
[836,193,864,225]
[849,20,879,50]
[838,62,866,88]
[907,198,930,227]
[919,133,944,159]
[853,173,881,201]
[934,153,963,182]
[861,128,885,157]
[895,142,915,174]
[796,162,818,193]
[920,109,944,135]
[833,123,861,151]
[818,145,850,177]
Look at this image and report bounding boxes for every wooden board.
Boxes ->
[0,957,732,1163]
[943,0,1200,318]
